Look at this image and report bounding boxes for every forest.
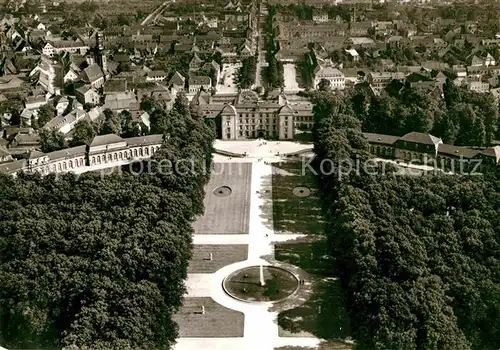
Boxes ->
[312,91,500,350]
[0,96,215,349]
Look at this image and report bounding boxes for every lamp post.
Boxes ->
[259,264,265,286]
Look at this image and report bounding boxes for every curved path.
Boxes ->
[175,159,321,350]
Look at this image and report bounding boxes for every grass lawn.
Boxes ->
[174,297,244,337]
[193,162,252,234]
[272,161,325,235]
[274,238,333,276]
[277,277,350,340]
[188,244,248,273]
[275,240,349,340]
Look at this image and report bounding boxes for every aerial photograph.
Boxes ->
[0,0,499,349]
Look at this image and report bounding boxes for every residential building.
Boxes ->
[42,40,89,57]
[63,68,79,83]
[30,55,63,95]
[468,80,489,93]
[0,146,13,164]
[312,11,329,23]
[189,53,203,71]
[188,75,211,93]
[169,71,186,91]
[103,91,136,112]
[146,70,167,82]
[367,72,405,92]
[55,96,70,115]
[344,37,375,48]
[314,66,345,90]
[0,76,25,92]
[75,86,100,105]
[80,64,104,89]
[43,108,86,134]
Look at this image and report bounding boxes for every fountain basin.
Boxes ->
[223,265,299,303]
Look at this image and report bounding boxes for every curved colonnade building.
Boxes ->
[0,134,165,176]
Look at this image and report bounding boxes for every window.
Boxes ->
[134,149,138,157]
[226,133,231,139]
[69,160,73,168]
[97,156,101,163]
[139,148,143,156]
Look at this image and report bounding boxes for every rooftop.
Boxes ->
[89,134,125,147]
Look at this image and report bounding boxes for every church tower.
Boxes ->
[95,32,108,78]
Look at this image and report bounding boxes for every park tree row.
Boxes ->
[311,91,500,350]
[0,95,216,349]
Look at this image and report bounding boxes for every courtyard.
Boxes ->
[216,63,241,95]
[283,63,302,94]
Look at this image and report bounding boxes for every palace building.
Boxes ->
[193,91,313,140]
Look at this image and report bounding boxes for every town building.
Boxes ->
[366,72,405,92]
[314,66,346,90]
[30,55,63,95]
[42,40,89,57]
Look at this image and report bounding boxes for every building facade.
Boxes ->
[0,134,165,176]
[314,66,346,90]
[195,92,313,140]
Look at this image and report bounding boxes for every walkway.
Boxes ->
[175,153,321,350]
[283,63,302,94]
[140,1,172,26]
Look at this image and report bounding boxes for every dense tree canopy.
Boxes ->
[35,103,56,129]
[237,57,257,89]
[328,79,500,147]
[39,129,67,153]
[312,92,500,350]
[0,96,216,349]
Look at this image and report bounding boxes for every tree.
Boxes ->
[36,103,56,129]
[100,109,121,135]
[39,129,67,153]
[83,103,94,112]
[0,100,216,350]
[70,119,96,146]
[173,91,189,117]
[317,78,331,91]
[311,88,500,350]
